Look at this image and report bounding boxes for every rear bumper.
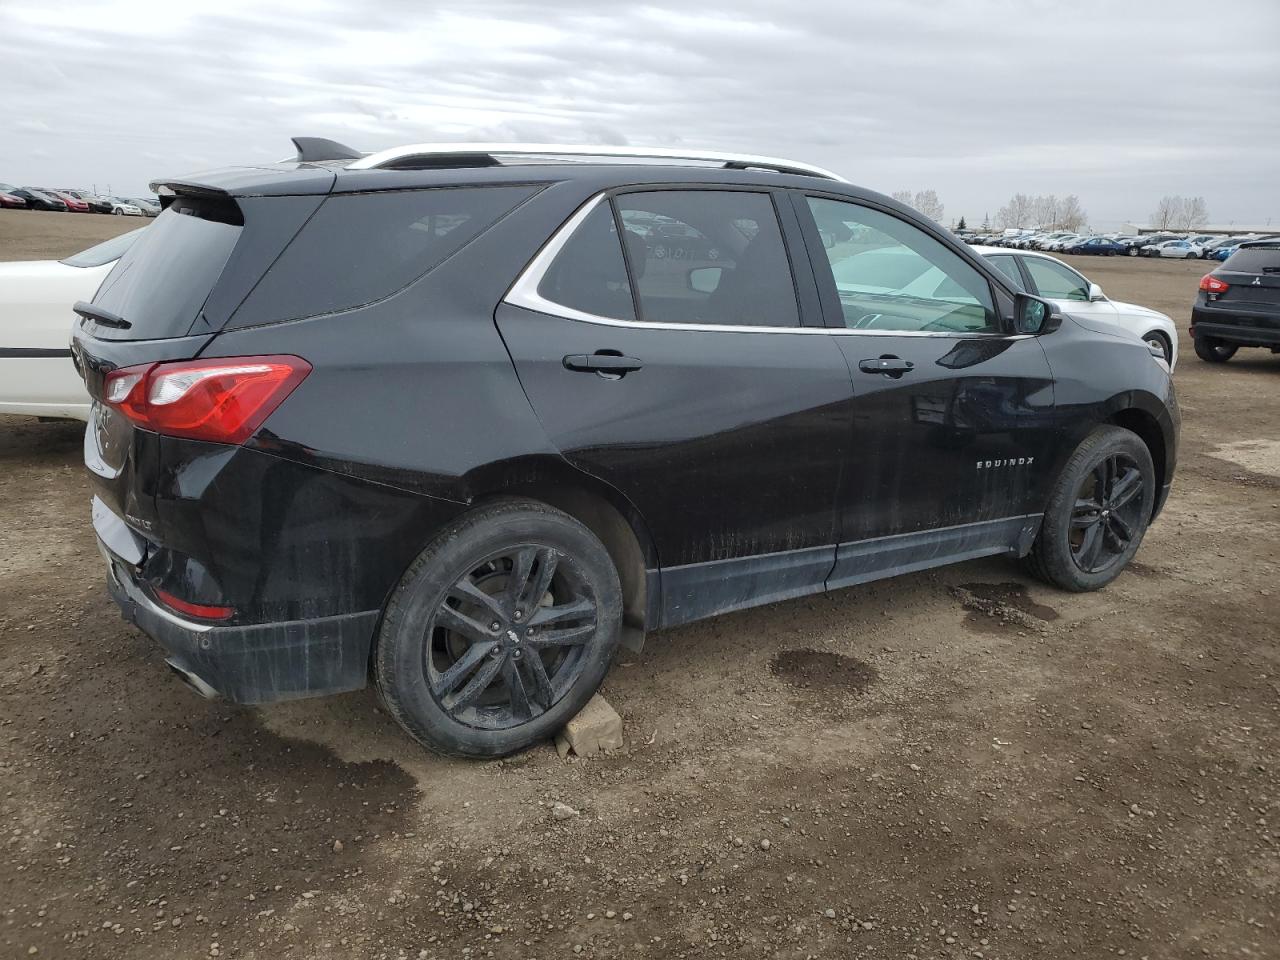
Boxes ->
[1191,307,1280,346]
[100,540,377,705]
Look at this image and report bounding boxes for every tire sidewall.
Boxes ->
[375,503,623,758]
[1038,427,1156,591]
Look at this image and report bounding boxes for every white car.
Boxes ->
[1147,239,1203,259]
[109,198,144,216]
[975,246,1179,367]
[0,229,143,420]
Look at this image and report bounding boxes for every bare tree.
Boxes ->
[1032,194,1061,230]
[912,189,945,223]
[997,193,1033,229]
[1181,196,1209,230]
[1058,195,1088,232]
[1150,196,1183,230]
[890,190,914,206]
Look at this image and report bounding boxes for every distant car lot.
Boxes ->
[0,180,158,215]
[965,228,1279,261]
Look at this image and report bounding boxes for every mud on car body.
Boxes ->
[74,139,1179,757]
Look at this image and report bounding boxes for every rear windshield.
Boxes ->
[1223,245,1280,273]
[229,184,539,328]
[60,228,145,268]
[89,197,241,340]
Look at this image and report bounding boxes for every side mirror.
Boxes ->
[688,266,723,294]
[1088,282,1106,302]
[1014,293,1062,335]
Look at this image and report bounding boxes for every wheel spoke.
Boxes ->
[1109,511,1136,543]
[528,597,595,627]
[433,641,493,697]
[528,624,595,648]
[437,603,496,644]
[523,548,559,611]
[1109,468,1142,509]
[1072,497,1102,527]
[504,658,534,720]
[1077,522,1104,570]
[505,547,537,614]
[446,577,505,620]
[520,651,556,707]
[450,654,504,711]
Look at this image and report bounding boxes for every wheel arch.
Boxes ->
[464,456,658,652]
[1105,405,1169,518]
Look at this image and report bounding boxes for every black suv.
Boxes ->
[1191,241,1280,362]
[73,140,1179,757]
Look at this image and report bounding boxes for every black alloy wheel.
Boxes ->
[1025,425,1155,592]
[1068,453,1145,574]
[374,500,623,757]
[425,545,598,730]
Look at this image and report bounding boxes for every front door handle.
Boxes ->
[859,356,914,376]
[563,353,644,374]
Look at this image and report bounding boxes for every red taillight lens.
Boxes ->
[152,586,234,621]
[1200,274,1229,294]
[103,355,311,444]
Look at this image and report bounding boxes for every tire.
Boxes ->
[112,208,122,215]
[1128,248,1138,257]
[1025,426,1156,592]
[1194,335,1237,363]
[373,499,623,758]
[1143,332,1172,365]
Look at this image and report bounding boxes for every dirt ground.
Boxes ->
[1,210,1276,960]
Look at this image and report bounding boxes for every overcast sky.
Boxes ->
[2,0,1278,229]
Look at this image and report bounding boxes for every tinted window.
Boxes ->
[986,254,1026,291]
[60,228,145,268]
[1023,257,1089,301]
[1222,246,1280,273]
[537,202,635,321]
[806,196,997,333]
[91,198,242,340]
[241,185,538,324]
[615,191,799,327]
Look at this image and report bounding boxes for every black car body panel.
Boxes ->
[73,155,1180,704]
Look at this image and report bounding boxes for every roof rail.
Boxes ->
[344,143,846,181]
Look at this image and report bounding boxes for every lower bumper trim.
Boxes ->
[102,540,378,705]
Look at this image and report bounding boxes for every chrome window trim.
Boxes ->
[504,193,1027,340]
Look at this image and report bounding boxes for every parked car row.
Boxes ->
[962,230,1279,261]
[0,182,158,216]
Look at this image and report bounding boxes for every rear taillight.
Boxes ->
[152,586,234,621]
[1200,274,1229,294]
[103,355,311,444]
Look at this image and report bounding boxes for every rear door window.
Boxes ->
[986,254,1026,291]
[90,197,242,340]
[233,185,540,327]
[614,190,799,327]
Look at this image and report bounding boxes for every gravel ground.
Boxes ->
[1,210,1277,960]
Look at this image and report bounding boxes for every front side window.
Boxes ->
[1023,256,1088,301]
[985,254,1026,292]
[615,190,800,327]
[805,196,997,333]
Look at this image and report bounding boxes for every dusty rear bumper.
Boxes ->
[100,541,378,705]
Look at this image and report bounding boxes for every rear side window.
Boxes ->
[1223,245,1280,273]
[236,185,538,325]
[615,191,799,327]
[536,203,635,321]
[90,198,242,340]
[985,254,1026,291]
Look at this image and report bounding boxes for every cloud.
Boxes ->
[0,0,1276,226]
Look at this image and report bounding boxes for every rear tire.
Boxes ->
[374,499,622,758]
[1026,426,1155,592]
[1194,336,1237,363]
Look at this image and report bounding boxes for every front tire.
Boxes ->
[1194,336,1237,363]
[374,500,623,758]
[1026,426,1155,592]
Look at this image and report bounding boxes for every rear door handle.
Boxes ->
[563,353,644,374]
[858,357,914,375]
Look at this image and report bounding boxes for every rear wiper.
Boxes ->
[73,300,131,329]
